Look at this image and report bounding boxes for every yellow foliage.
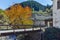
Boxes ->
[24,6,32,19]
[23,19,33,25]
[5,4,33,29]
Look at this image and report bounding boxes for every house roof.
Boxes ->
[31,14,52,21]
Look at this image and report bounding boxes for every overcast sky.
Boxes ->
[0,0,52,10]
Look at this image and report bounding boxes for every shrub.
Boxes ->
[44,27,60,40]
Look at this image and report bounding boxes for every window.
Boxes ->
[57,0,60,9]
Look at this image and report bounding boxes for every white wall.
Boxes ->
[53,0,60,28]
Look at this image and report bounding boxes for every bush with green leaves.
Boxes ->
[44,27,60,40]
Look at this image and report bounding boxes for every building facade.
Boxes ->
[53,0,60,28]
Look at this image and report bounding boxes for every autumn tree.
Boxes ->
[5,4,24,28]
[5,4,33,29]
[22,6,33,28]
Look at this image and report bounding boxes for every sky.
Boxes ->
[0,0,52,10]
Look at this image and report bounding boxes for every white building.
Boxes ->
[53,0,60,28]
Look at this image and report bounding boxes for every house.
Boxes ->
[31,11,53,27]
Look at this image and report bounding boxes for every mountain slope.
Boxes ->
[20,1,46,11]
